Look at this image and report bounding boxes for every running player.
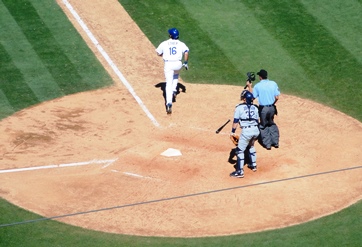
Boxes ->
[156,28,189,114]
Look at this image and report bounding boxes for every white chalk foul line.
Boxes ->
[123,172,158,180]
[0,159,118,174]
[61,0,160,127]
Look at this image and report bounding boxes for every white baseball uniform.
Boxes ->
[156,39,189,106]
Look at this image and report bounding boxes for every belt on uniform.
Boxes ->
[260,105,273,107]
[242,125,258,129]
[164,60,180,62]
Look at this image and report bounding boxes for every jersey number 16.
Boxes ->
[169,47,177,55]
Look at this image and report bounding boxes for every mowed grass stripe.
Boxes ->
[0,2,64,102]
[242,0,360,80]
[118,0,242,84]
[31,0,113,90]
[0,89,15,118]
[179,0,328,99]
[300,0,362,64]
[241,0,361,119]
[2,0,88,94]
[0,43,39,111]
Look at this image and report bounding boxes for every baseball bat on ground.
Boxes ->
[215,119,230,134]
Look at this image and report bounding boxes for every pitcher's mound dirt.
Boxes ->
[0,0,361,237]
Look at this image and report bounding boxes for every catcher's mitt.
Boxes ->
[230,134,239,146]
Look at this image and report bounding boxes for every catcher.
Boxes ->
[229,90,260,178]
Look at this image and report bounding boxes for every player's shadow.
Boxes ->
[154,82,186,103]
[228,147,253,171]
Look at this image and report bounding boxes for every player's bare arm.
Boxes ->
[184,51,189,62]
[245,81,253,93]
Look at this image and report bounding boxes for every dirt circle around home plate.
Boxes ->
[0,0,361,238]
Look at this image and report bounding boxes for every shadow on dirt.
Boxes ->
[155,82,186,103]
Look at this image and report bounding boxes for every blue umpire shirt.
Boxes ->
[252,79,280,106]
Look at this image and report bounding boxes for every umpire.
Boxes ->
[246,69,280,150]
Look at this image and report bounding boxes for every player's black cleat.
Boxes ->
[247,165,257,172]
[230,170,244,178]
[166,104,172,114]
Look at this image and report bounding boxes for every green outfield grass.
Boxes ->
[0,0,361,246]
[1,197,361,247]
[0,0,113,119]
[119,0,362,120]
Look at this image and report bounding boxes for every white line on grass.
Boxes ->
[61,0,160,127]
[0,159,118,174]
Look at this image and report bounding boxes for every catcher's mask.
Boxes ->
[241,90,253,104]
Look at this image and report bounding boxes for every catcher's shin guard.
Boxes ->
[235,147,245,171]
[248,146,257,166]
[235,156,244,171]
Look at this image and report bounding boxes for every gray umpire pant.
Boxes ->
[259,105,279,148]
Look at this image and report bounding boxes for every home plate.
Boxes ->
[161,148,182,157]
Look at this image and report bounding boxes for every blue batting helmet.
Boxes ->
[168,28,179,39]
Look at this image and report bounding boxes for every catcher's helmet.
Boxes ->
[168,28,179,39]
[241,90,253,104]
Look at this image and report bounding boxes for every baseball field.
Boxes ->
[0,0,361,246]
